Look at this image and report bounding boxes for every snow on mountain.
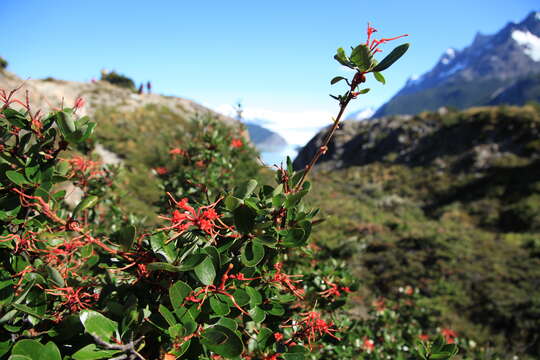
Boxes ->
[345,107,375,121]
[512,29,540,61]
[441,48,457,65]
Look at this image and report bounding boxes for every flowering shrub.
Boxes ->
[0,24,464,360]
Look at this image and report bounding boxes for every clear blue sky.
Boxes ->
[2,0,538,144]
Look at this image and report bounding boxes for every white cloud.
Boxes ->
[215,104,334,145]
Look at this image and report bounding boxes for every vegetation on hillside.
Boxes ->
[303,105,540,358]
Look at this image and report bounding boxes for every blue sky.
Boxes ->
[2,0,538,144]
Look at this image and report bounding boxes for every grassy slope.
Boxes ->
[304,105,540,357]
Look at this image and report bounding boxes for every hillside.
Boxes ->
[374,11,540,117]
[296,105,540,357]
[0,69,236,126]
[0,68,259,221]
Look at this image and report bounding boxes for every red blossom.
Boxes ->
[169,147,187,157]
[183,264,250,315]
[441,328,458,344]
[282,310,340,350]
[269,262,304,299]
[231,138,243,148]
[46,286,99,313]
[155,166,168,175]
[273,332,284,341]
[73,97,85,111]
[418,334,429,341]
[362,337,375,352]
[159,193,233,242]
[365,23,408,54]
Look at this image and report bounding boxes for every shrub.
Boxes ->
[101,70,136,90]
[0,56,7,70]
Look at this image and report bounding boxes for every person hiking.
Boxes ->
[146,81,152,94]
[138,84,144,94]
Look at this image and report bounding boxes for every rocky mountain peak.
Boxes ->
[374,10,540,118]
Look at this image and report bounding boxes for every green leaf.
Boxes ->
[159,305,177,327]
[256,327,273,349]
[114,225,136,251]
[350,44,371,71]
[248,306,266,323]
[373,71,386,84]
[357,88,370,94]
[41,342,62,360]
[147,262,181,272]
[11,304,50,320]
[79,310,118,341]
[72,195,98,217]
[3,108,27,128]
[5,171,29,186]
[178,254,206,271]
[430,352,453,359]
[56,111,77,137]
[45,265,65,287]
[11,340,61,360]
[0,340,10,357]
[372,43,409,72]
[217,317,238,331]
[201,325,244,358]
[281,228,306,247]
[234,179,258,199]
[224,195,243,211]
[283,353,304,360]
[233,205,256,234]
[232,289,250,307]
[210,296,230,316]
[330,76,347,85]
[150,232,177,263]
[334,47,353,68]
[169,281,192,311]
[194,257,216,285]
[240,241,265,267]
[246,287,262,306]
[11,340,42,360]
[72,344,122,360]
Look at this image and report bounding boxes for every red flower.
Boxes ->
[274,332,283,341]
[231,138,243,148]
[159,193,233,241]
[418,334,429,341]
[441,328,458,344]
[405,285,414,295]
[169,147,186,156]
[291,311,340,350]
[365,23,408,54]
[270,262,304,299]
[362,337,375,352]
[155,166,168,175]
[73,97,85,111]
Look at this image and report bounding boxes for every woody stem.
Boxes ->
[294,81,358,191]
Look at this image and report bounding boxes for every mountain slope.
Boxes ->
[0,69,237,126]
[245,122,288,152]
[374,11,540,117]
[299,105,540,357]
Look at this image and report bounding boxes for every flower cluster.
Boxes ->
[159,193,234,241]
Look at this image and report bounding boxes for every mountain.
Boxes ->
[244,122,288,152]
[344,107,375,121]
[373,11,540,117]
